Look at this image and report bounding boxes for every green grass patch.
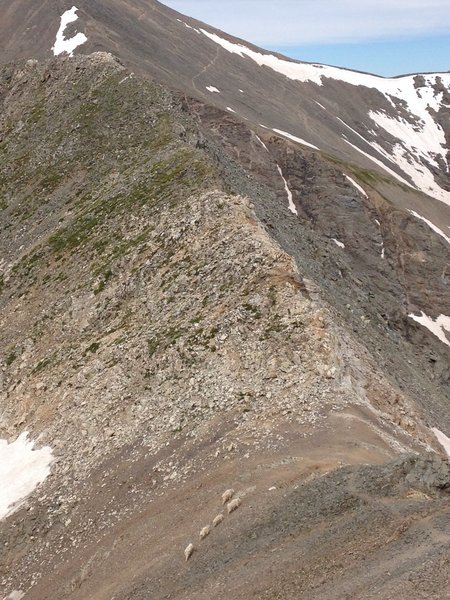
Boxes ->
[6,351,17,366]
[32,356,53,374]
[84,341,100,354]
[48,214,100,253]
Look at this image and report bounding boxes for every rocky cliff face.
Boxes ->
[0,3,449,600]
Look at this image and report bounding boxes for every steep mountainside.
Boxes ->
[1,0,450,212]
[0,2,449,599]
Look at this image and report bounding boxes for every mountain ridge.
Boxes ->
[0,2,449,598]
[1,1,449,208]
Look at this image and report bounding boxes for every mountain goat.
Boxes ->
[222,488,234,504]
[213,513,224,527]
[227,497,241,514]
[184,542,195,561]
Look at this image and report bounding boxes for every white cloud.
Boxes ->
[163,0,450,45]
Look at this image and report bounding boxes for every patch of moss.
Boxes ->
[85,341,101,354]
[12,250,44,277]
[94,268,113,295]
[40,168,65,192]
[32,356,52,374]
[48,214,100,253]
[28,101,45,124]
[147,337,160,357]
[6,351,17,366]
[242,303,262,319]
[165,325,186,347]
[322,151,401,188]
[349,165,390,186]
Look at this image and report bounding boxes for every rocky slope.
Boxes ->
[2,0,449,329]
[2,0,450,210]
[0,3,449,600]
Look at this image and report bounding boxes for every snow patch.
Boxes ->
[338,117,420,188]
[368,110,450,205]
[177,19,196,31]
[196,27,449,203]
[432,428,450,459]
[315,101,327,111]
[199,29,450,104]
[226,106,236,113]
[374,220,386,258]
[0,432,53,520]
[343,138,412,188]
[276,165,297,215]
[408,210,450,245]
[199,29,329,85]
[206,85,220,93]
[345,174,368,198]
[337,117,376,147]
[255,134,269,152]
[408,312,450,347]
[4,592,25,600]
[272,128,318,150]
[332,238,345,249]
[52,6,87,57]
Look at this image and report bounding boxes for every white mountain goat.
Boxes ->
[227,497,241,514]
[184,543,195,561]
[213,513,224,527]
[222,488,234,504]
[199,525,211,540]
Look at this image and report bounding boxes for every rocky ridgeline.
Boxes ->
[0,57,348,588]
[2,179,449,592]
[0,57,337,465]
[0,55,449,599]
[1,185,343,505]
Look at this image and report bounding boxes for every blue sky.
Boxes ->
[162,1,450,76]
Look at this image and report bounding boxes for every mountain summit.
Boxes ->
[0,2,449,599]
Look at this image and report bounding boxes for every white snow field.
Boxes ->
[3,591,25,600]
[408,312,450,347]
[196,27,450,204]
[276,165,297,215]
[254,134,269,152]
[432,428,450,460]
[345,174,368,198]
[0,432,53,520]
[408,210,450,245]
[271,128,319,150]
[52,6,87,57]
